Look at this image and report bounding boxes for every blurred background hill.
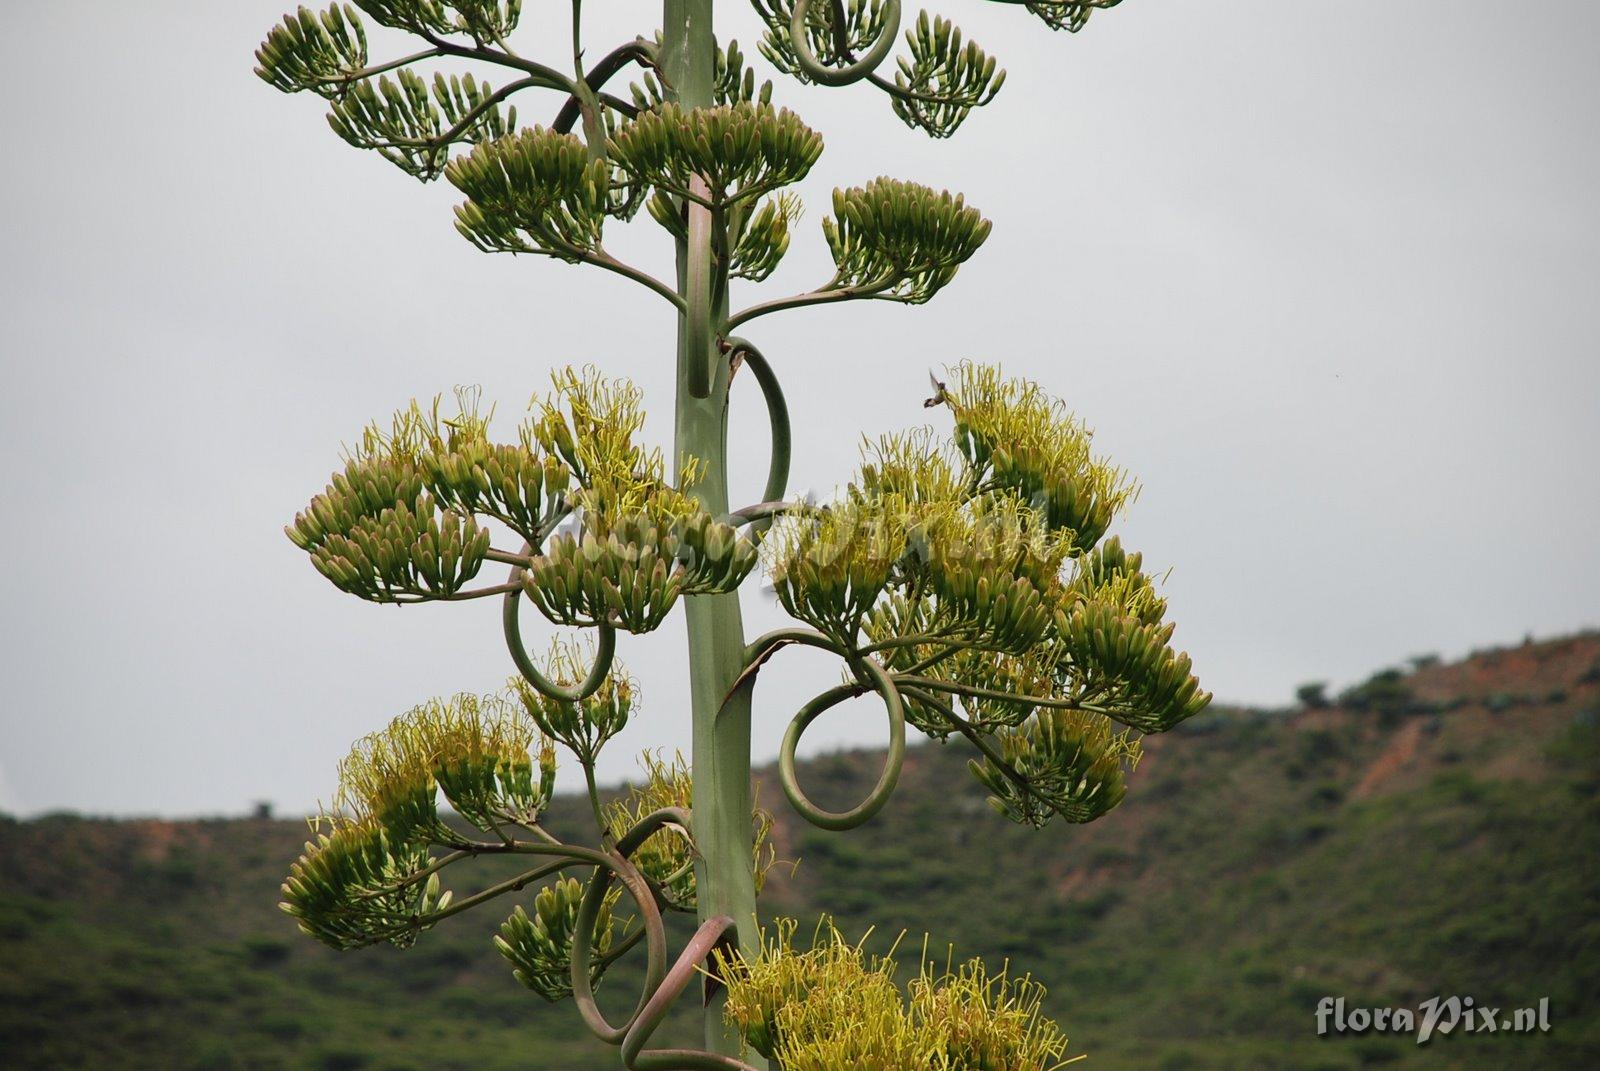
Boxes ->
[3,632,1597,1070]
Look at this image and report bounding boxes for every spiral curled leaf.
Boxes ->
[603,753,698,910]
[601,753,777,912]
[937,360,1136,548]
[824,178,990,303]
[752,0,897,85]
[890,12,1006,138]
[1055,599,1211,733]
[281,819,450,950]
[1023,0,1124,34]
[608,102,823,205]
[255,4,369,98]
[970,708,1140,827]
[730,192,801,282]
[447,127,610,256]
[329,69,516,180]
[509,640,634,764]
[495,876,619,1002]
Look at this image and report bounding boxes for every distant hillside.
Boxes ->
[3,634,1598,1070]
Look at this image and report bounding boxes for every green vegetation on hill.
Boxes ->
[4,634,1599,1070]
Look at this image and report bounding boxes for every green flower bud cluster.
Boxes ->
[329,68,516,180]
[288,458,491,603]
[854,427,965,506]
[492,368,760,632]
[427,695,557,831]
[891,12,1006,139]
[920,647,1057,736]
[425,437,571,544]
[609,102,824,205]
[523,526,680,630]
[780,434,1071,652]
[717,917,1074,1070]
[445,0,523,45]
[970,708,1140,827]
[494,877,619,1002]
[1055,599,1210,734]
[729,192,802,282]
[1065,536,1169,627]
[448,127,611,257]
[915,509,1066,653]
[523,511,756,633]
[1024,0,1124,35]
[850,440,1075,651]
[280,818,448,950]
[595,107,651,223]
[348,0,451,36]
[677,507,759,588]
[509,640,634,765]
[287,456,424,551]
[824,178,991,303]
[767,499,909,643]
[254,4,368,99]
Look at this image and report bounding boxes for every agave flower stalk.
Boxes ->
[257,1,1204,1066]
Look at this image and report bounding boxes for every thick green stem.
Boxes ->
[663,0,763,1061]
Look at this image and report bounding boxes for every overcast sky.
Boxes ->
[2,2,1596,818]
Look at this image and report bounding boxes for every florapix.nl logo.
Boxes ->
[1316,996,1551,1045]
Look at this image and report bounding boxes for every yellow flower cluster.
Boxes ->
[939,361,1137,550]
[333,691,554,841]
[720,918,1077,1070]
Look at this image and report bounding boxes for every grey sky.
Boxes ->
[2,2,1596,818]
